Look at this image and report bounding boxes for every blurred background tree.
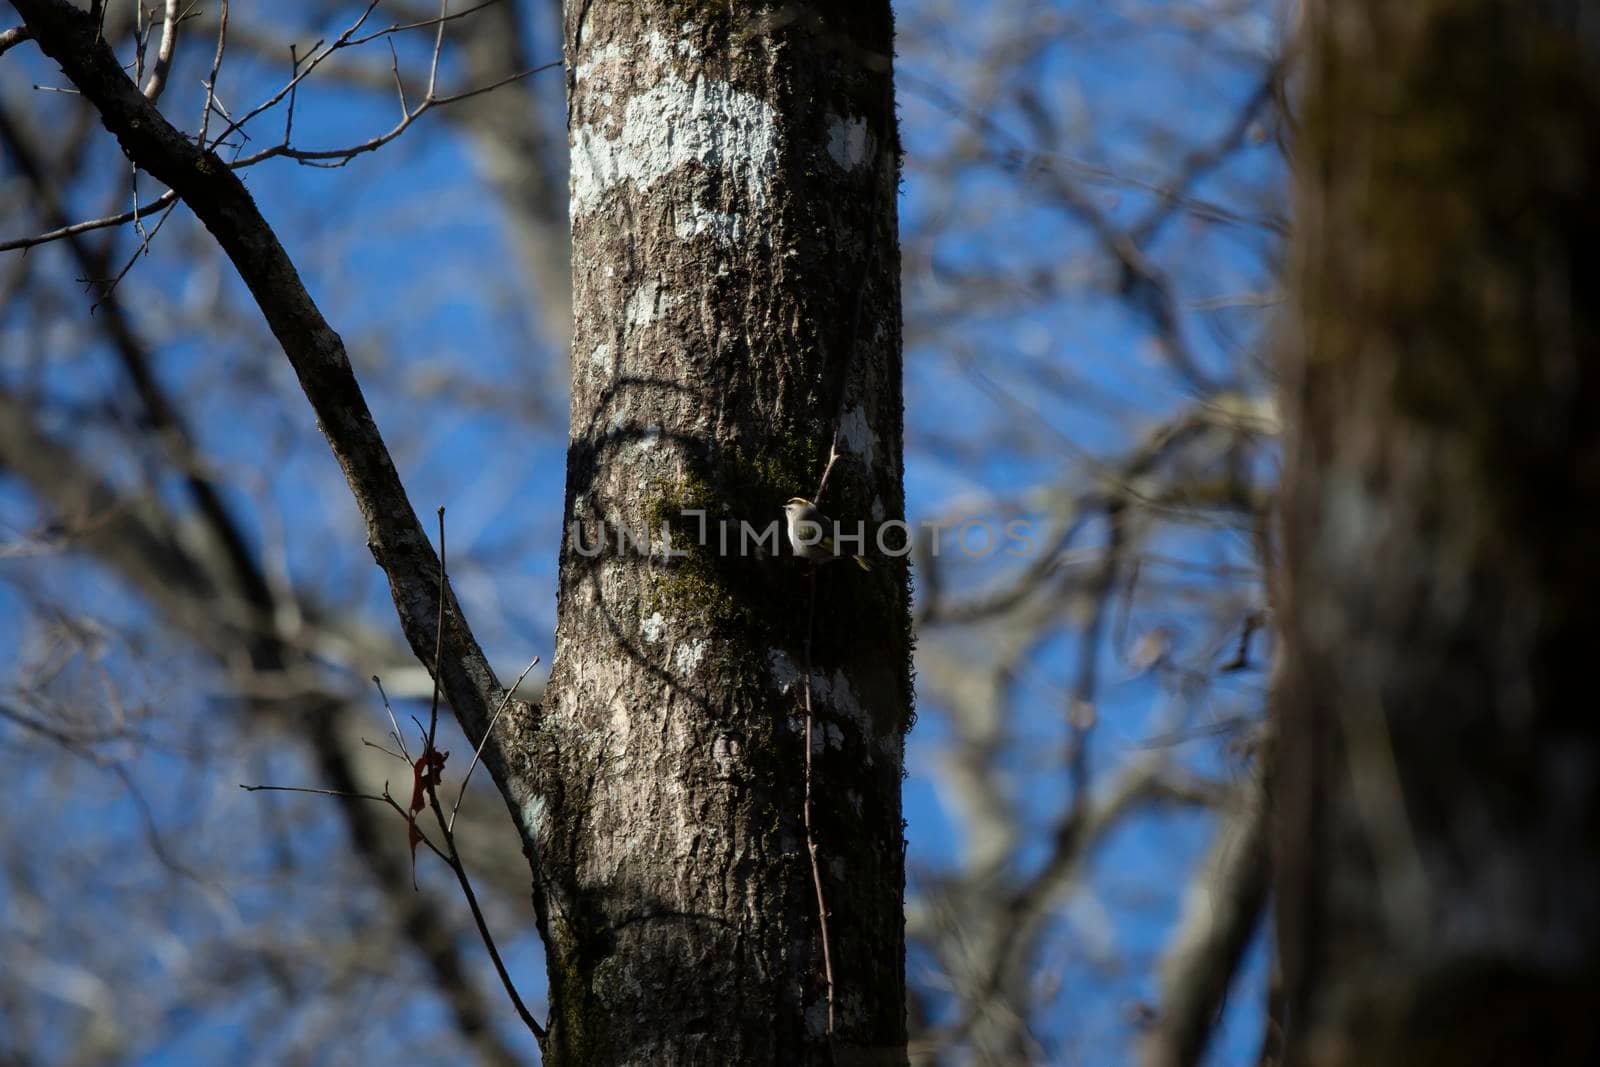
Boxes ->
[1,1,1288,1064]
[1275,3,1600,1064]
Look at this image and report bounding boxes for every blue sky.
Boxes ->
[1,1,1284,1062]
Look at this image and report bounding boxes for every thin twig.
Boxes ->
[412,506,546,1042]
[130,169,148,248]
[449,654,539,832]
[423,774,546,1041]
[91,198,177,308]
[243,744,544,1043]
[91,198,178,307]
[207,0,381,149]
[361,736,409,763]
[373,674,412,762]
[811,263,864,507]
[205,88,246,157]
[284,42,300,146]
[344,0,503,48]
[239,782,449,862]
[196,0,228,144]
[387,38,408,117]
[802,564,837,1038]
[241,782,383,802]
[0,60,560,253]
[224,61,558,170]
[814,442,842,509]
[426,0,449,100]
[0,191,175,253]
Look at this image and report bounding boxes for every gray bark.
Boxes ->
[1276,2,1600,1063]
[529,2,911,1062]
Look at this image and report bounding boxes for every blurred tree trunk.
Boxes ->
[526,3,911,1062]
[1275,2,1600,1064]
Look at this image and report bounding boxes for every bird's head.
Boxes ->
[784,497,814,515]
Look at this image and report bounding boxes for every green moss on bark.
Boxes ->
[642,438,913,734]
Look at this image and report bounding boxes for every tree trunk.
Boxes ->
[1276,3,1600,1064]
[526,3,910,1062]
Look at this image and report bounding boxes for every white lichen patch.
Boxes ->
[769,650,867,726]
[675,205,746,243]
[573,27,700,85]
[826,114,874,170]
[521,793,547,837]
[608,691,632,742]
[871,495,886,522]
[624,279,678,330]
[624,425,663,462]
[771,650,895,759]
[642,612,667,643]
[570,32,779,220]
[674,638,708,673]
[712,733,742,778]
[589,341,611,368]
[838,404,877,464]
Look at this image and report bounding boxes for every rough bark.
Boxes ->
[1276,2,1600,1063]
[531,2,910,1062]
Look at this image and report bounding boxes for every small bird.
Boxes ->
[783,497,871,570]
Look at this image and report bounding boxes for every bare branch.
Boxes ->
[0,24,29,55]
[141,1,180,102]
[421,724,547,1044]
[449,655,539,832]
[0,58,559,253]
[94,198,178,306]
[196,0,228,143]
[221,60,558,169]
[426,0,448,101]
[801,565,838,1041]
[0,190,177,253]
[9,0,533,818]
[345,0,505,49]
[205,1,382,148]
[238,783,451,863]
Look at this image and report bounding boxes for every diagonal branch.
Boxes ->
[0,23,27,54]
[8,0,534,819]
